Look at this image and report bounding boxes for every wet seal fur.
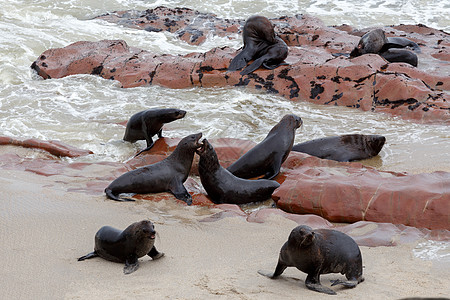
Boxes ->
[78,220,164,274]
[292,134,386,162]
[349,28,420,67]
[123,108,186,156]
[228,15,288,75]
[258,225,364,295]
[227,114,302,179]
[105,132,202,204]
[197,139,280,204]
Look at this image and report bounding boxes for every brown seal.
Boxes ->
[258,225,364,295]
[292,134,386,162]
[78,220,164,274]
[227,114,302,179]
[105,132,202,204]
[196,139,280,204]
[228,15,288,75]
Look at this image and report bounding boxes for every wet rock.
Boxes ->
[32,8,449,124]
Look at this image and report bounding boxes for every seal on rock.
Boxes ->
[292,134,386,162]
[105,132,202,204]
[197,139,280,204]
[258,225,364,295]
[228,15,288,75]
[227,114,302,179]
[78,220,164,274]
[350,28,419,66]
[123,108,186,156]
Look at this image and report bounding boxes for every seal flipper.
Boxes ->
[105,188,136,202]
[262,159,282,180]
[330,279,358,287]
[305,273,336,295]
[240,55,269,75]
[124,254,139,274]
[157,128,163,138]
[148,246,164,260]
[257,260,287,278]
[228,48,253,71]
[168,179,192,205]
[262,61,288,70]
[78,251,98,261]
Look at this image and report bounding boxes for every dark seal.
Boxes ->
[105,132,202,204]
[227,114,302,179]
[258,225,364,295]
[197,139,280,204]
[350,28,419,67]
[123,108,186,156]
[228,15,288,75]
[292,134,386,162]
[78,220,164,274]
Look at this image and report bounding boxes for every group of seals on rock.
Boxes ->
[259,225,364,295]
[349,28,420,67]
[78,220,164,274]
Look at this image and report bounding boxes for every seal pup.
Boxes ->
[78,220,164,274]
[228,15,288,75]
[105,132,202,204]
[197,139,280,204]
[227,114,302,180]
[292,134,386,162]
[123,108,186,156]
[349,28,419,66]
[258,225,364,295]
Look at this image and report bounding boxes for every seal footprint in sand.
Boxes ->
[78,220,164,274]
[258,225,364,295]
[105,132,202,204]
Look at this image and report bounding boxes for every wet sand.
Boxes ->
[1,168,449,299]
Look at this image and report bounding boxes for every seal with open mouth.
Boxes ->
[78,220,164,274]
[197,139,280,204]
[105,132,202,204]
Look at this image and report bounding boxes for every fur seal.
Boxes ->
[227,114,302,179]
[197,139,280,204]
[292,134,386,162]
[258,225,364,295]
[349,28,419,66]
[78,220,164,274]
[228,15,288,75]
[105,132,202,204]
[123,108,186,156]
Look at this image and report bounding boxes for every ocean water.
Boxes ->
[0,1,448,259]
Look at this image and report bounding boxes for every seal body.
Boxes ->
[78,220,164,274]
[227,114,302,179]
[292,134,386,162]
[197,139,280,204]
[105,132,202,204]
[123,108,186,155]
[259,225,364,295]
[350,29,419,66]
[228,15,288,75]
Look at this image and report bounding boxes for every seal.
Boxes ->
[228,15,288,75]
[227,114,302,179]
[105,132,202,204]
[78,220,164,274]
[123,108,186,156]
[292,134,386,162]
[197,139,280,204]
[350,28,419,66]
[258,225,364,295]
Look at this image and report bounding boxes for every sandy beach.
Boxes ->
[1,168,448,300]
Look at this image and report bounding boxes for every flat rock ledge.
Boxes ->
[31,7,449,124]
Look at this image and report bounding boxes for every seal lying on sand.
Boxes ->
[78,220,164,274]
[227,114,302,179]
[105,132,202,204]
[197,139,280,204]
[258,225,364,295]
[349,28,420,66]
[228,15,288,75]
[292,134,386,162]
[123,108,186,156]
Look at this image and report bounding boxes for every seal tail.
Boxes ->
[105,188,135,202]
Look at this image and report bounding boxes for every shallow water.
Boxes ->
[0,0,448,262]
